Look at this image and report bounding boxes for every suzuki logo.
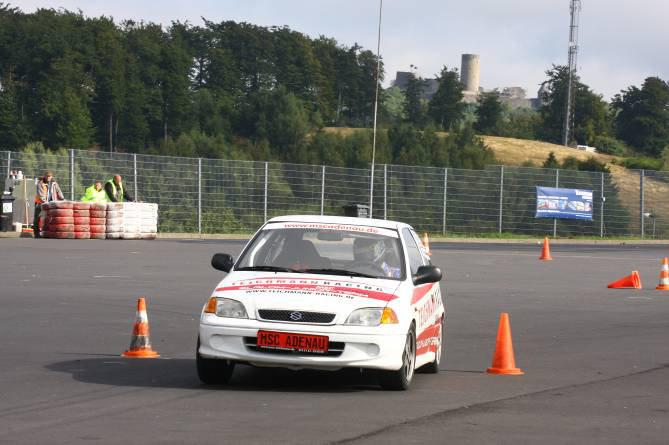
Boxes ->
[289,311,303,321]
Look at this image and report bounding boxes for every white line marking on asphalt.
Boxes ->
[626,297,653,300]
[93,275,128,278]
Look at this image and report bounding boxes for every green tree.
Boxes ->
[475,91,504,135]
[612,77,669,156]
[403,73,426,126]
[428,66,464,130]
[382,85,406,123]
[543,152,560,169]
[539,65,611,145]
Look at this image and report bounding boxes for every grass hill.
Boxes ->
[324,128,668,233]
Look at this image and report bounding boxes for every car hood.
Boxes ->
[212,272,402,319]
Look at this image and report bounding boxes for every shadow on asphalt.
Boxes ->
[46,358,382,393]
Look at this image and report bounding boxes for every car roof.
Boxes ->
[266,215,413,231]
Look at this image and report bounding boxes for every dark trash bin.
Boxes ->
[1,193,16,232]
[343,204,370,218]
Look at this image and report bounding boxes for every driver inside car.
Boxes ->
[353,237,401,278]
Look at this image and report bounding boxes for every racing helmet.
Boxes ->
[353,237,386,263]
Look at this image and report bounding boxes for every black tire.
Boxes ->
[379,325,416,391]
[196,338,235,385]
[419,317,444,374]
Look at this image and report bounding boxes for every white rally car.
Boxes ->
[197,215,445,390]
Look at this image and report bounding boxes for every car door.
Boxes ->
[402,228,443,363]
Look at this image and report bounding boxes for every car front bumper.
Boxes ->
[199,317,406,371]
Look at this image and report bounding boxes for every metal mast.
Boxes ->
[369,0,383,217]
[562,0,581,146]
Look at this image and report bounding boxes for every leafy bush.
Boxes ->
[616,157,662,170]
[591,135,629,155]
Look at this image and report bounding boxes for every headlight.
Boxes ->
[204,297,248,319]
[345,307,398,326]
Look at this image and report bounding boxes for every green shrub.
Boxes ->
[617,157,662,170]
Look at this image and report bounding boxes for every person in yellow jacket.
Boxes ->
[105,175,134,202]
[80,181,108,203]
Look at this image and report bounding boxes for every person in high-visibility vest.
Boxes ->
[105,175,134,203]
[33,170,64,238]
[80,181,108,203]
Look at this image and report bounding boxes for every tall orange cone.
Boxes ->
[422,232,432,256]
[656,258,669,290]
[122,297,159,358]
[539,237,552,261]
[487,312,524,375]
[607,271,642,289]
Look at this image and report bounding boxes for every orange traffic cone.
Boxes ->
[122,297,159,358]
[487,313,524,375]
[539,237,552,261]
[422,232,432,256]
[657,258,669,290]
[607,271,642,289]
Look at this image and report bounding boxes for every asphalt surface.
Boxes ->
[1,238,669,444]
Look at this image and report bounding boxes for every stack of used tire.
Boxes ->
[72,202,91,239]
[42,201,75,239]
[121,202,142,240]
[140,203,158,240]
[106,202,124,239]
[89,203,107,239]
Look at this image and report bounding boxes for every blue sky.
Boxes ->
[13,0,669,100]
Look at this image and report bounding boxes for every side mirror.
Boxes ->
[413,265,442,286]
[211,253,234,273]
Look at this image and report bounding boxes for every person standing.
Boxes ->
[33,170,64,238]
[105,175,134,203]
[81,181,108,203]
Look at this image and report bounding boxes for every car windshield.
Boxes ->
[236,222,405,280]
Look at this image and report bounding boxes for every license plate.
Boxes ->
[257,330,329,354]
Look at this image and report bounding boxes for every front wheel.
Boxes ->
[379,326,416,390]
[196,338,235,385]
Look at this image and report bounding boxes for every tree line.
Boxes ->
[0,5,667,172]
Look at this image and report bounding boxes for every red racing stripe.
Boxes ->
[411,283,436,304]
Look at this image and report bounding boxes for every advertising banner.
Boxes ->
[536,187,593,220]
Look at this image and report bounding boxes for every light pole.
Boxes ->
[369,0,383,217]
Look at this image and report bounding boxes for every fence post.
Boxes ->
[442,167,448,234]
[69,149,74,201]
[640,169,645,238]
[133,153,138,198]
[264,162,268,223]
[383,164,387,220]
[198,158,202,234]
[6,151,10,177]
[320,165,325,216]
[600,172,605,238]
[498,165,504,234]
[553,169,559,238]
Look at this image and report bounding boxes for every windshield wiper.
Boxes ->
[236,265,302,273]
[302,268,376,278]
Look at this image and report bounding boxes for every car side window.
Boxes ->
[410,229,432,265]
[402,228,424,276]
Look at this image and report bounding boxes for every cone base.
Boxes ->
[486,367,524,375]
[122,349,159,358]
[539,257,552,261]
[656,285,669,290]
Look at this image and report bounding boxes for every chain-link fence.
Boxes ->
[1,149,666,238]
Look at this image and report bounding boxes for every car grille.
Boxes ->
[244,337,345,357]
[257,309,335,324]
